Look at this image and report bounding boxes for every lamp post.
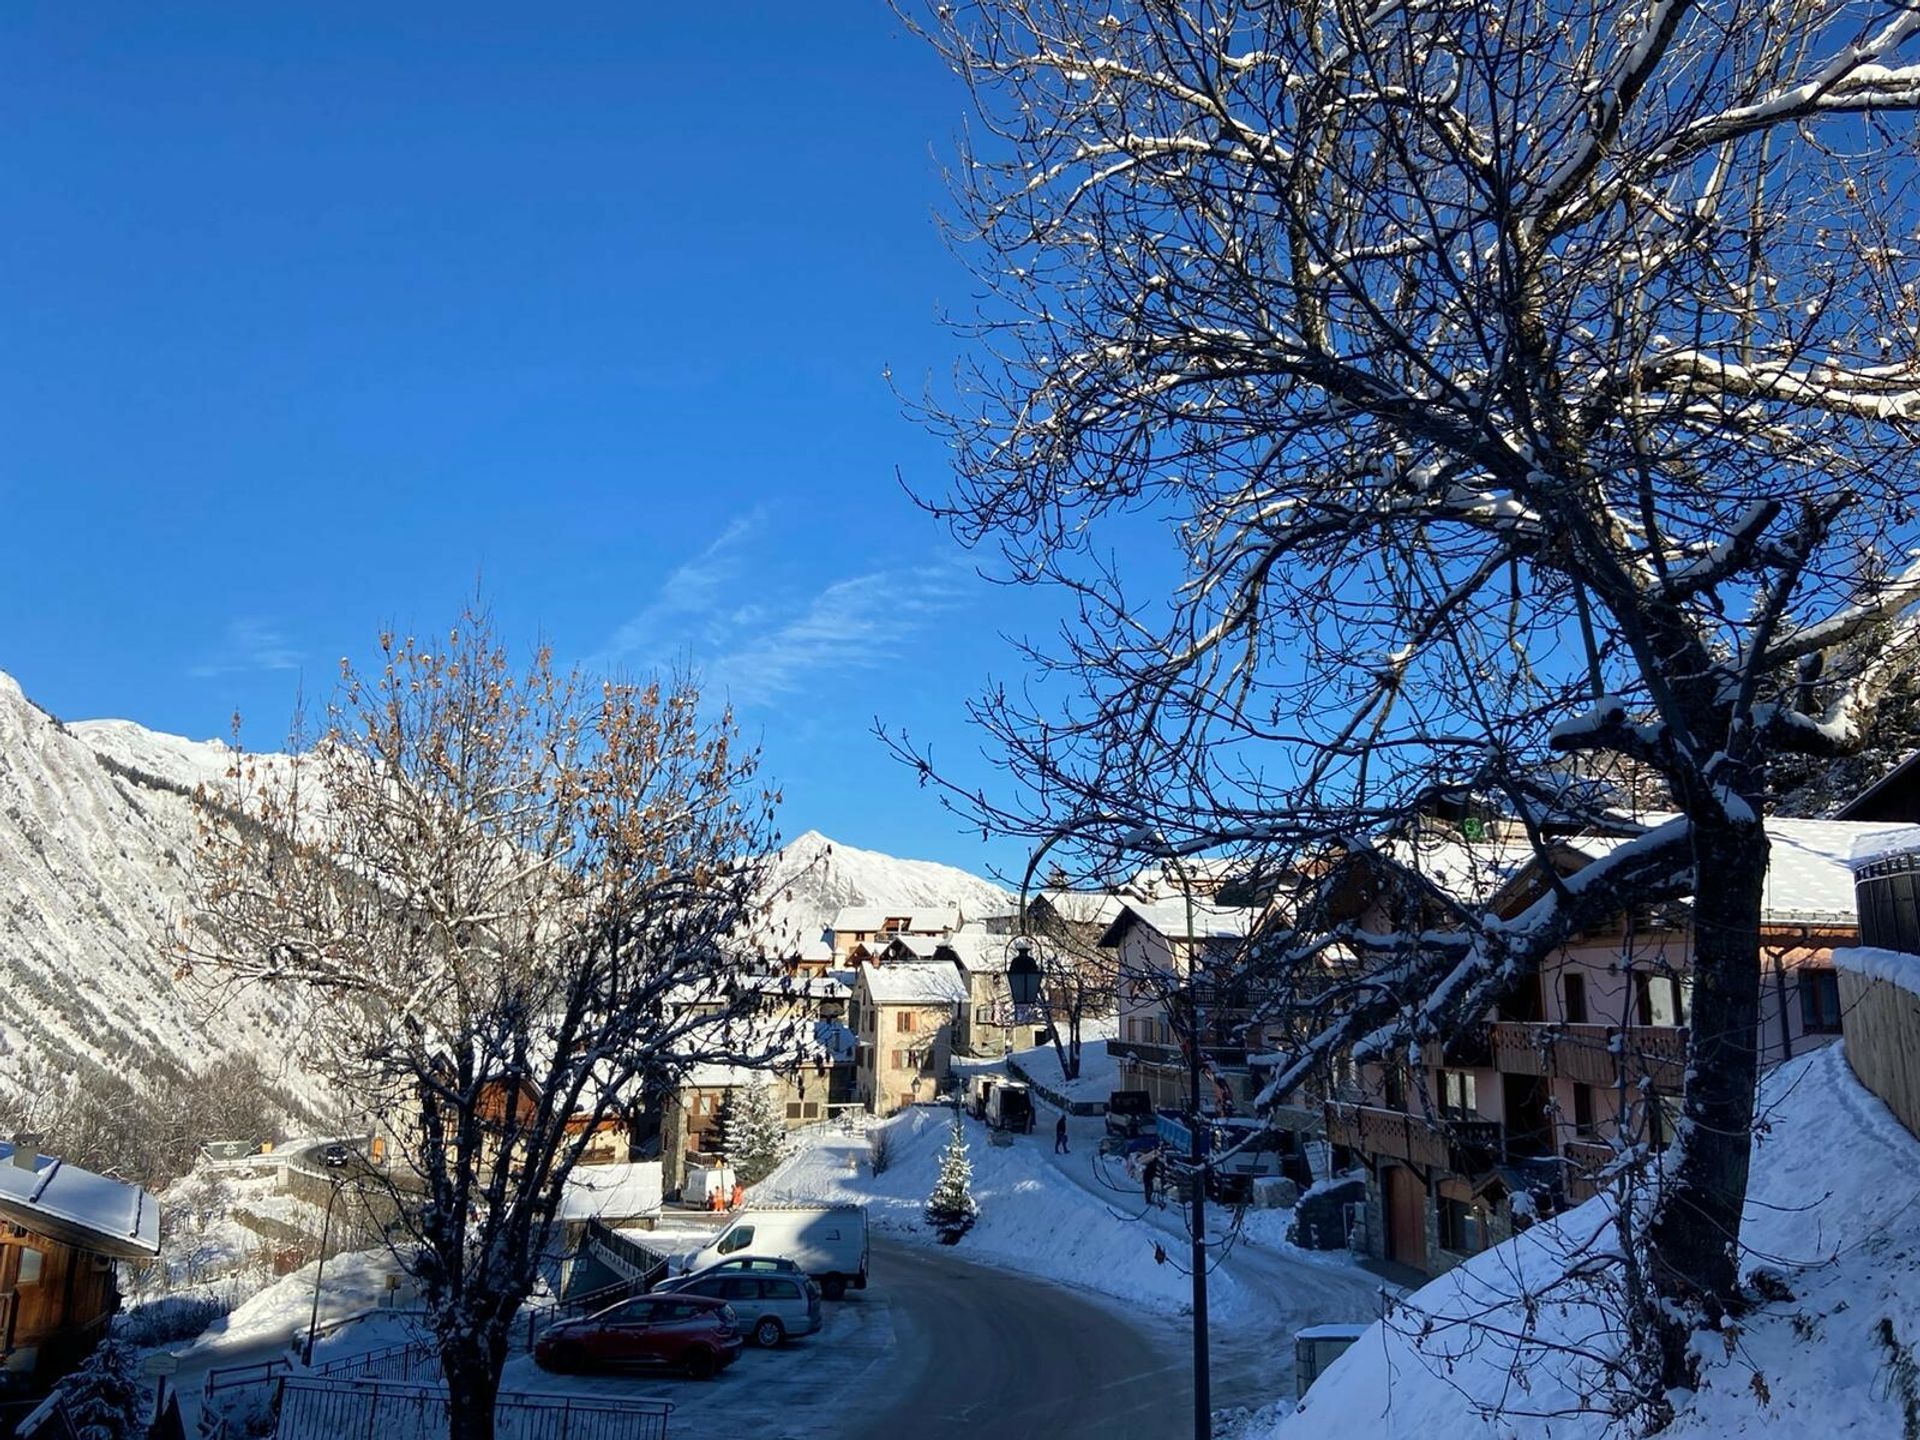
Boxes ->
[303,1177,348,1365]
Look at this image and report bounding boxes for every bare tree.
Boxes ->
[184,607,784,1440]
[897,0,1920,1411]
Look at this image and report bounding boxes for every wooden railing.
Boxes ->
[1562,1139,1619,1203]
[1324,1102,1501,1174]
[1488,1022,1687,1091]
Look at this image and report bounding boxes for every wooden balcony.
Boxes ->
[1562,1138,1617,1203]
[1109,1038,1251,1070]
[1324,1101,1502,1174]
[1488,1022,1687,1091]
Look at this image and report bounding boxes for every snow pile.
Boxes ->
[752,830,1011,950]
[754,1106,1256,1318]
[178,1247,413,1360]
[1001,1026,1123,1104]
[1255,1043,1920,1439]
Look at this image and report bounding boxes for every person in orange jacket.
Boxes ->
[730,1181,746,1210]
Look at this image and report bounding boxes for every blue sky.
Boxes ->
[0,4,1046,875]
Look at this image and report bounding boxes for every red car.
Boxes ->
[534,1293,743,1379]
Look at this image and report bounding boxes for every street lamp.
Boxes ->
[304,1171,354,1364]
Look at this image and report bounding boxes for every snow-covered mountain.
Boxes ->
[755,830,1012,949]
[0,677,321,1112]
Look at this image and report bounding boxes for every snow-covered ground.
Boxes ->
[754,1077,1392,1413]
[1251,1042,1920,1439]
[993,1026,1123,1105]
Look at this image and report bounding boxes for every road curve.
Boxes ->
[847,1236,1192,1440]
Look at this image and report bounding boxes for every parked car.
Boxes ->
[534,1293,742,1379]
[671,1270,823,1348]
[682,1204,869,1300]
[655,1255,813,1292]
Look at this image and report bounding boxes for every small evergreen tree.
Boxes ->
[924,1115,978,1244]
[54,1339,141,1440]
[731,1079,789,1186]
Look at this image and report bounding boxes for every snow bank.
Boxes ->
[178,1248,411,1359]
[1252,1043,1920,1438]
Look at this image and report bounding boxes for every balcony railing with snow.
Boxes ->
[1488,1021,1688,1091]
[1323,1101,1501,1175]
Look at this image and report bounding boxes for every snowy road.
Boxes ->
[495,1236,1186,1439]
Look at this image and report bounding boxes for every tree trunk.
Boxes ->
[1644,813,1768,1398]
[442,1330,507,1440]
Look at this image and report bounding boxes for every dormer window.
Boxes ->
[883,916,912,933]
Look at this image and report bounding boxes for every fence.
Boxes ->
[1837,962,1920,1139]
[273,1377,672,1440]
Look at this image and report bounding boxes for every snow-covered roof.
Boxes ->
[735,973,850,1001]
[1760,818,1912,923]
[1381,833,1545,906]
[1851,825,1920,870]
[1097,899,1260,948]
[1035,890,1128,928]
[830,905,961,935]
[0,1143,159,1258]
[560,1162,663,1222]
[938,932,1028,973]
[681,1016,855,1088]
[858,960,969,1007]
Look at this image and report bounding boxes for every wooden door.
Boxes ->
[1384,1166,1427,1270]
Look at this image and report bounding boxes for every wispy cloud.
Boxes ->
[190,617,301,678]
[593,511,968,706]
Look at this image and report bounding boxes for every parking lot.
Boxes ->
[496,1283,902,1440]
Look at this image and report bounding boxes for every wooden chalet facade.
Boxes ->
[0,1140,159,1397]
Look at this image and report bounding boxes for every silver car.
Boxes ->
[672,1270,822,1348]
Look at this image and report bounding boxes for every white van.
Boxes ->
[684,1204,869,1300]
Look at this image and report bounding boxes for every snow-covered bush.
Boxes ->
[112,1293,228,1347]
[50,1338,141,1440]
[924,1116,978,1243]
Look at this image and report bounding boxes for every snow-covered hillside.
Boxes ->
[0,676,321,1112]
[754,829,1011,948]
[1259,1042,1920,1440]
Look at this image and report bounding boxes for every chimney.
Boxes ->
[10,1136,38,1170]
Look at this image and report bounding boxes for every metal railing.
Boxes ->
[311,1340,438,1384]
[584,1220,670,1289]
[273,1377,672,1440]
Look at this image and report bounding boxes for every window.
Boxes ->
[891,1049,909,1070]
[883,916,912,933]
[762,1279,800,1300]
[786,1102,804,1121]
[717,1225,754,1255]
[1563,972,1589,1025]
[15,1249,41,1286]
[1572,1083,1595,1135]
[802,1102,819,1119]
[896,1011,917,1033]
[1439,1069,1477,1120]
[1800,969,1843,1034]
[1439,1197,1488,1253]
[720,1277,759,1300]
[1635,971,1687,1028]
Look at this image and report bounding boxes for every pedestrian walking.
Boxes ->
[1054,1113,1070,1154]
[1142,1153,1160,1207]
